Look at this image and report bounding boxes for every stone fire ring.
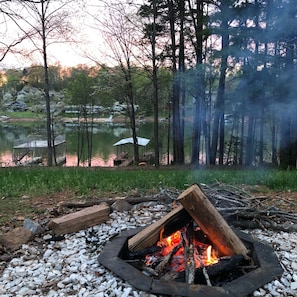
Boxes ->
[98,227,283,297]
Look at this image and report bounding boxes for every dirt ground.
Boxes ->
[1,185,297,231]
[30,187,297,210]
[21,187,297,223]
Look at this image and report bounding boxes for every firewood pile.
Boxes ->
[200,182,297,232]
[58,182,297,233]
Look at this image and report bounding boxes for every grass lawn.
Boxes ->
[0,166,296,227]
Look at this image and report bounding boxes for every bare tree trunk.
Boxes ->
[279,110,292,169]
[271,107,278,166]
[124,63,139,164]
[239,110,245,165]
[210,14,228,165]
[245,114,256,166]
[258,103,265,166]
[279,36,296,169]
[192,94,202,165]
[189,0,204,166]
[152,0,159,167]
[168,0,184,164]
[87,102,94,167]
[178,0,185,163]
[211,55,227,165]
[41,0,52,166]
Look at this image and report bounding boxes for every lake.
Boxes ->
[0,120,174,167]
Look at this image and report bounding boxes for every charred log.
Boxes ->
[176,254,245,285]
[127,246,162,260]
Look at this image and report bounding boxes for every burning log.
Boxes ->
[197,254,244,285]
[184,243,195,284]
[183,222,195,284]
[128,205,192,251]
[177,184,249,259]
[176,254,244,285]
[127,246,162,260]
[154,243,182,275]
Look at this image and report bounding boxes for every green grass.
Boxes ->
[0,110,45,120]
[0,166,296,226]
[1,167,297,198]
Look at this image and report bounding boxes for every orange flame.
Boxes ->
[149,228,219,272]
[206,245,219,265]
[158,230,182,256]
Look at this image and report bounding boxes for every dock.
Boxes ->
[118,158,134,167]
[13,135,66,166]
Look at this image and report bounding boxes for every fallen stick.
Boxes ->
[58,195,171,208]
[232,220,297,232]
[196,255,212,286]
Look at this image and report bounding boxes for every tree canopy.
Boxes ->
[1,0,296,168]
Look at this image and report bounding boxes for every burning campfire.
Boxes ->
[98,184,283,296]
[144,225,219,275]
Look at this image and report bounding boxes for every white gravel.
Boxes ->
[0,201,296,297]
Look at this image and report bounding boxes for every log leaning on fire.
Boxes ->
[177,184,250,259]
[128,205,192,251]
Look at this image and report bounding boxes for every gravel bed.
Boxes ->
[0,201,296,297]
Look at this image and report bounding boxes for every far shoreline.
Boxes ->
[1,115,157,124]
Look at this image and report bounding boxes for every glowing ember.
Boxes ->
[145,226,219,273]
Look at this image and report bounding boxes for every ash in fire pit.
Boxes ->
[98,185,283,297]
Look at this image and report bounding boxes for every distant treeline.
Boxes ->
[1,0,296,169]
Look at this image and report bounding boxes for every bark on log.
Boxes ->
[127,246,162,260]
[177,184,249,259]
[128,205,191,252]
[49,203,110,235]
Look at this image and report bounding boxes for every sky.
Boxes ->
[2,43,97,69]
[1,24,104,69]
[0,1,111,69]
[0,0,146,69]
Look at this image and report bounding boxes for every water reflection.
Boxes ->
[0,121,172,167]
[65,153,117,167]
[0,151,13,167]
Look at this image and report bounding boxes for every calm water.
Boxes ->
[0,121,173,167]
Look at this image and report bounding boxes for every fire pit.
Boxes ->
[98,185,283,296]
[98,228,282,297]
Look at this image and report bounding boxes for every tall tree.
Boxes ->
[3,0,79,165]
[91,1,142,163]
[66,70,96,166]
[168,0,184,164]
[274,0,297,169]
[187,0,208,165]
[138,0,162,166]
[210,0,232,165]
